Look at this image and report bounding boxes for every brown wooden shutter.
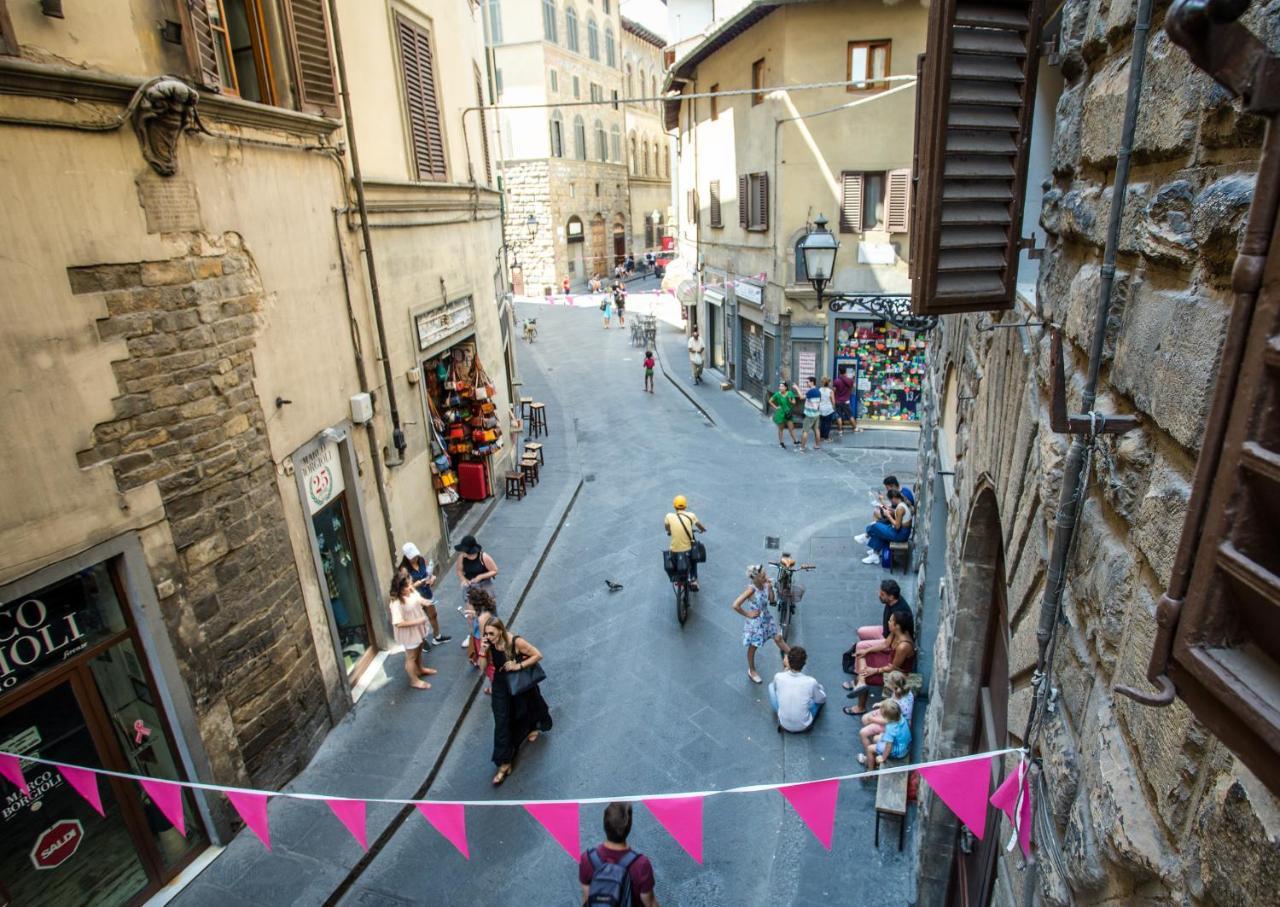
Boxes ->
[885,168,912,233]
[709,181,722,228]
[840,173,864,233]
[283,0,339,115]
[178,0,222,90]
[738,175,749,228]
[911,0,1044,315]
[757,172,769,230]
[397,15,447,181]
[475,67,492,185]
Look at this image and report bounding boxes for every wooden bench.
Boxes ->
[874,760,908,850]
[888,540,912,574]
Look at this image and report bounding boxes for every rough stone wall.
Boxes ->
[912,0,1280,904]
[69,233,331,791]
[502,160,555,291]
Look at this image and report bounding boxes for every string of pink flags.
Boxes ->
[0,746,1031,863]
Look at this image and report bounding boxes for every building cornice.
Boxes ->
[621,16,666,49]
[362,179,502,216]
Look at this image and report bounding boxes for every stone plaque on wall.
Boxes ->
[136,175,202,234]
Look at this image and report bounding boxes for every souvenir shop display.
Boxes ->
[426,344,503,504]
[833,321,928,423]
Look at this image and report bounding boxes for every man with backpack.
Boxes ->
[579,802,658,906]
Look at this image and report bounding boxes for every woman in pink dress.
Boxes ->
[389,570,434,690]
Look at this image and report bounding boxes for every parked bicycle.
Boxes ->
[769,554,815,640]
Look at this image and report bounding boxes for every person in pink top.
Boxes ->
[832,367,857,437]
[389,570,434,690]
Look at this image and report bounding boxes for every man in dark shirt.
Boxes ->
[843,580,911,673]
[579,803,658,906]
[832,368,856,436]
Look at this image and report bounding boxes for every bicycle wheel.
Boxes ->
[777,596,792,641]
[676,581,690,625]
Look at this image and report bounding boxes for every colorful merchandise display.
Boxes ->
[833,320,928,423]
[425,343,502,505]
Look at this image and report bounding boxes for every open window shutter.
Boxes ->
[738,175,749,228]
[283,0,339,116]
[475,68,492,184]
[758,172,769,230]
[178,0,222,90]
[397,16,447,181]
[840,173,864,233]
[709,181,722,228]
[886,169,912,233]
[911,0,1043,315]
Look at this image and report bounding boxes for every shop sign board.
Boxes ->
[30,819,83,870]
[416,298,475,352]
[797,352,817,381]
[300,441,346,516]
[735,282,763,305]
[0,597,89,693]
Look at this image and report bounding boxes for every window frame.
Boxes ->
[550,110,565,157]
[565,4,579,52]
[710,83,719,120]
[610,124,621,162]
[751,58,765,106]
[847,39,891,92]
[741,172,769,231]
[587,17,600,61]
[396,12,448,182]
[595,119,608,161]
[573,114,587,160]
[605,23,616,67]
[486,0,503,44]
[542,0,558,43]
[709,180,723,229]
[573,75,581,99]
[550,69,558,93]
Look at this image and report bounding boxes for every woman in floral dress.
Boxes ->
[732,565,791,684]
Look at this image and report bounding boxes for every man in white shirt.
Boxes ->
[687,329,706,384]
[768,646,826,732]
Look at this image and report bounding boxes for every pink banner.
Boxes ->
[139,779,186,837]
[0,753,29,798]
[990,761,1032,858]
[58,764,105,817]
[918,755,995,840]
[643,797,704,864]
[418,802,470,859]
[226,791,272,851]
[524,802,580,859]
[327,798,367,851]
[778,780,840,850]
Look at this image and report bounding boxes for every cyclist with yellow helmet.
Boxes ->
[664,495,707,590]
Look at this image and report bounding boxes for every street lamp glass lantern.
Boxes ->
[800,214,839,285]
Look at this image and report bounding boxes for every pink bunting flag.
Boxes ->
[643,796,704,864]
[139,779,186,837]
[778,779,840,850]
[417,802,470,859]
[918,755,996,840]
[989,761,1032,859]
[524,802,580,859]
[0,753,30,799]
[226,791,272,851]
[326,798,367,851]
[58,764,105,817]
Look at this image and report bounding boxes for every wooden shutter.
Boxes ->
[757,172,769,230]
[178,0,222,90]
[886,168,912,233]
[475,67,492,185]
[283,0,338,115]
[738,175,749,228]
[911,0,1043,315]
[840,173,864,233]
[709,181,722,228]
[397,15,447,181]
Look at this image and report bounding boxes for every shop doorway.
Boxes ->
[0,562,206,906]
[832,317,927,425]
[612,224,626,268]
[739,318,766,402]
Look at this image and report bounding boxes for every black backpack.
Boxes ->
[585,847,639,906]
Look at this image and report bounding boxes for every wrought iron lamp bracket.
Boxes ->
[825,295,939,332]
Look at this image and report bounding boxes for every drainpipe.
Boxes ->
[325,0,407,463]
[1027,0,1154,742]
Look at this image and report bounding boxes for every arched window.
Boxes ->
[642,139,650,176]
[602,0,610,11]
[565,6,578,52]
[644,216,654,249]
[651,76,658,111]
[629,132,637,175]
[626,64,633,99]
[605,24,616,67]
[794,235,808,282]
[663,145,670,178]
[573,115,586,160]
[587,18,600,60]
[610,124,621,162]
[549,110,564,157]
[594,119,607,161]
[487,0,503,42]
[542,0,557,42]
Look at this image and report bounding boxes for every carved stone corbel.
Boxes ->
[132,77,202,177]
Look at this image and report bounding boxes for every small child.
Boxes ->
[861,697,910,768]
[643,351,655,393]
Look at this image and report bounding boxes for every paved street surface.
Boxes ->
[172,298,919,906]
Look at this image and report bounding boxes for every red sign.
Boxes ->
[30,819,83,870]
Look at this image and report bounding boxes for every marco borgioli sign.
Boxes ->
[300,441,345,516]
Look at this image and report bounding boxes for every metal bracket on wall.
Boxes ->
[1048,328,1140,436]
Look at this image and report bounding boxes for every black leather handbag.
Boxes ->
[679,513,707,563]
[505,640,547,696]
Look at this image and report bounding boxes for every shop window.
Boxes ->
[710,83,719,120]
[573,115,587,160]
[542,0,558,43]
[549,110,564,157]
[709,180,723,228]
[595,119,608,161]
[833,320,927,423]
[565,5,579,52]
[587,17,600,61]
[738,172,769,231]
[397,14,448,181]
[847,39,891,91]
[486,0,503,43]
[751,58,765,105]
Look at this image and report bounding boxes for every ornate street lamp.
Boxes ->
[798,214,938,331]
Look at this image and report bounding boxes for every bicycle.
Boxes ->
[665,535,702,626]
[769,555,815,641]
[522,318,538,343]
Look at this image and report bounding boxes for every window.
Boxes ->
[603,0,610,12]
[652,76,658,111]
[664,146,670,178]
[847,40,891,90]
[587,18,600,61]
[885,169,911,233]
[610,124,621,161]
[565,5,579,52]
[642,139,650,175]
[550,110,564,157]
[626,64,634,98]
[605,24,616,67]
[475,66,492,184]
[794,236,808,282]
[629,133,637,174]
[573,114,587,159]
[687,188,699,226]
[595,182,600,196]
[183,0,285,105]
[573,75,580,99]
[590,83,602,103]
[486,0,503,43]
[751,58,765,105]
[542,0,558,42]
[396,14,447,181]
[595,119,608,161]
[495,68,504,97]
[738,172,769,230]
[611,89,619,110]
[710,83,719,120]
[709,180,723,228]
[550,69,558,92]
[839,171,908,233]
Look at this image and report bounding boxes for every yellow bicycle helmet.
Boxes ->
[673,495,687,510]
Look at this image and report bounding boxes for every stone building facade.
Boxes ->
[909,0,1280,903]
[622,16,674,257]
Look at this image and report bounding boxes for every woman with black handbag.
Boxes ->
[480,617,552,786]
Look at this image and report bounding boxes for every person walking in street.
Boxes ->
[833,367,857,437]
[399,542,451,645]
[664,495,706,590]
[845,610,916,715]
[579,802,659,907]
[857,488,912,564]
[769,646,826,732]
[455,534,499,647]
[388,570,436,690]
[562,276,571,296]
[798,377,823,451]
[479,617,552,786]
[614,283,627,326]
[687,328,706,384]
[818,376,836,442]
[602,292,613,329]
[733,565,790,684]
[643,350,656,393]
[769,381,800,448]
[464,585,498,694]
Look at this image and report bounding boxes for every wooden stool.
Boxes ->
[529,402,548,438]
[519,396,534,422]
[504,471,526,499]
[520,457,540,486]
[523,442,544,466]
